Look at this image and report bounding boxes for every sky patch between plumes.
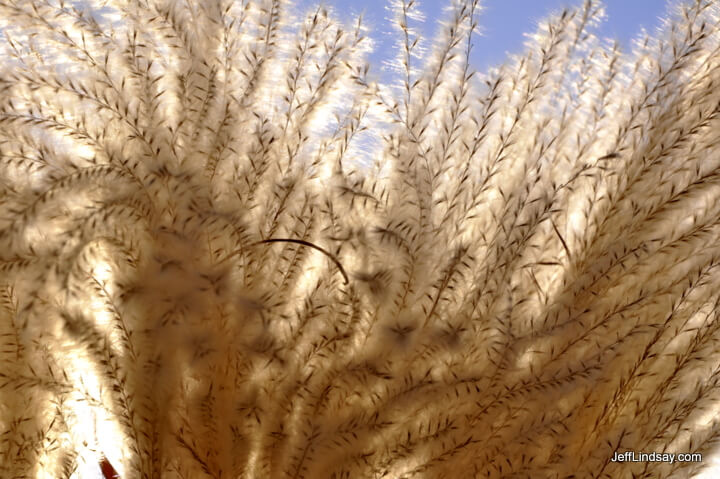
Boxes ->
[294,0,670,75]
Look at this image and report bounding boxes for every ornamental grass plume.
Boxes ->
[2,0,720,477]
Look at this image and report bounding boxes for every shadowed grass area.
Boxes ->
[2,0,720,477]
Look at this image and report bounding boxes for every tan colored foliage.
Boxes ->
[1,0,720,477]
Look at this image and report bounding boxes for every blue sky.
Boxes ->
[294,0,672,73]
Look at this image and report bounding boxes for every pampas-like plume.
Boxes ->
[2,0,720,477]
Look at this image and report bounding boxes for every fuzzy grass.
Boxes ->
[2,0,720,477]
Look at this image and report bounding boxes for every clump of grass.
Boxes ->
[2,0,720,477]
